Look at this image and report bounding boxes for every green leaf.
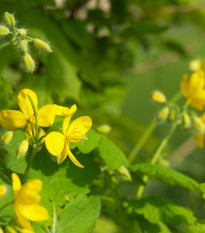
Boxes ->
[131,164,199,190]
[183,220,205,233]
[56,194,101,233]
[77,129,101,154]
[29,147,100,205]
[2,130,27,174]
[99,136,129,169]
[130,197,196,225]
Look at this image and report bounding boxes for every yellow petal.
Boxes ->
[194,134,204,148]
[189,70,205,96]
[19,204,49,221]
[12,173,22,196]
[0,110,28,130]
[0,185,6,199]
[17,89,38,119]
[45,132,65,156]
[15,210,33,232]
[66,143,84,168]
[16,179,42,205]
[67,116,92,142]
[37,105,57,127]
[53,104,77,116]
[62,105,77,135]
[180,74,189,98]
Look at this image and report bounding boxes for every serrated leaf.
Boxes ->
[56,194,101,233]
[131,164,199,190]
[29,147,100,205]
[130,197,196,225]
[77,129,101,154]
[99,136,129,169]
[183,220,205,233]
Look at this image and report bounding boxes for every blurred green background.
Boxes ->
[1,0,205,231]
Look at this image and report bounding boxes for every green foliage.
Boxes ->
[130,197,196,226]
[183,220,205,233]
[56,194,101,233]
[131,163,199,190]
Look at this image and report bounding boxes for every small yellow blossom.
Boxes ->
[194,113,205,148]
[151,91,166,103]
[0,89,71,135]
[180,70,205,110]
[0,184,6,199]
[45,105,92,167]
[12,173,49,232]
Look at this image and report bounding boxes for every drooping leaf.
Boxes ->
[99,136,129,169]
[56,194,101,233]
[131,164,199,190]
[183,220,205,233]
[130,197,196,226]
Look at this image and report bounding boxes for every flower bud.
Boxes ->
[23,53,35,73]
[33,38,52,53]
[151,91,166,104]
[117,165,132,181]
[182,113,191,130]
[19,40,28,54]
[97,124,111,134]
[157,107,169,122]
[168,109,176,122]
[193,116,205,134]
[189,59,201,72]
[0,25,10,36]
[0,184,6,199]
[17,28,27,36]
[17,139,29,158]
[1,131,13,145]
[4,12,15,27]
[5,226,17,233]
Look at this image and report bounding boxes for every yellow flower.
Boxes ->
[180,70,205,110]
[0,88,70,132]
[194,113,205,148]
[12,173,48,232]
[0,184,6,199]
[45,105,92,167]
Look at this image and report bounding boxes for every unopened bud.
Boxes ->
[182,113,191,130]
[168,109,176,122]
[97,124,111,134]
[5,226,17,233]
[17,139,29,158]
[117,165,132,181]
[4,12,15,27]
[157,107,169,122]
[0,25,10,36]
[1,131,13,145]
[193,116,205,134]
[189,59,201,72]
[151,91,166,103]
[19,40,28,54]
[0,184,6,199]
[17,28,27,36]
[33,38,52,53]
[23,53,35,73]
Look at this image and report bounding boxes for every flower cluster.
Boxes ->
[0,12,52,73]
[0,88,92,167]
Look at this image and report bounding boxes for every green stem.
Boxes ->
[136,120,180,199]
[0,201,13,212]
[0,170,11,184]
[128,120,157,163]
[170,91,182,103]
[22,146,37,183]
[52,202,57,233]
